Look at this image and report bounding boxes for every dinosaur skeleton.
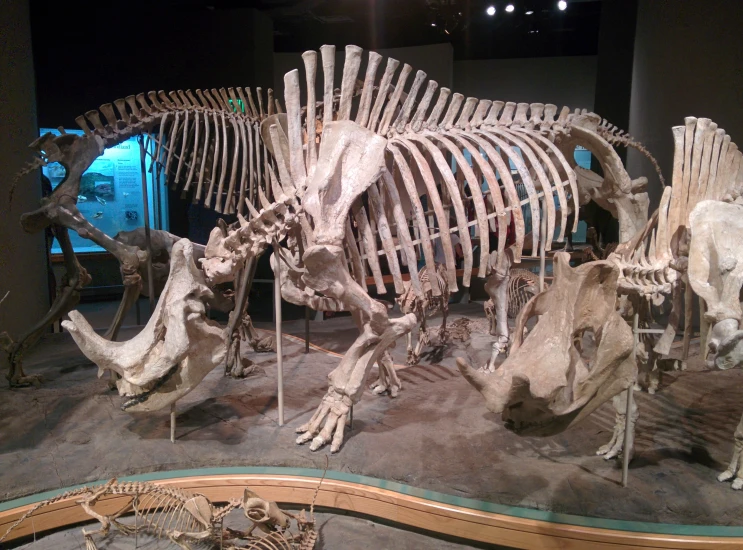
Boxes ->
[224,44,659,453]
[61,43,661,454]
[461,116,743,481]
[4,86,280,387]
[0,478,318,550]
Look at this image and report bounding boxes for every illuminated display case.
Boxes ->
[40,128,169,254]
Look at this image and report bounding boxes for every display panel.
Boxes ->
[40,128,169,254]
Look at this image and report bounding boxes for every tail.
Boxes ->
[9,158,47,208]
[0,485,99,542]
[309,455,329,522]
[596,121,665,186]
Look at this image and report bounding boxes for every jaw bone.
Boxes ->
[458,252,636,436]
[62,239,228,412]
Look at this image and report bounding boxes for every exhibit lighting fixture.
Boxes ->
[486,5,496,16]
[558,0,567,10]
[506,4,515,13]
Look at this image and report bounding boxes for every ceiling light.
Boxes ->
[486,5,496,16]
[506,4,515,12]
[525,10,534,15]
[431,22,437,26]
[557,1,567,10]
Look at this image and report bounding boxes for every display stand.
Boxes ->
[539,199,547,292]
[274,245,284,427]
[137,136,156,315]
[170,403,176,444]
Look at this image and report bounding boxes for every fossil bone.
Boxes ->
[6,86,280,386]
[0,478,318,550]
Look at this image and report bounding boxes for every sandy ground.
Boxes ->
[1,303,743,538]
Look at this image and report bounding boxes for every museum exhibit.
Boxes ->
[2,0,743,548]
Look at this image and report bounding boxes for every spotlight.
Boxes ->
[506,4,515,12]
[525,10,534,15]
[557,0,567,10]
[486,5,496,16]
[431,21,437,26]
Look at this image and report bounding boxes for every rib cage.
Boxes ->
[121,482,211,537]
[612,116,743,297]
[398,263,450,319]
[0,479,218,543]
[507,268,540,319]
[275,44,635,302]
[33,86,281,216]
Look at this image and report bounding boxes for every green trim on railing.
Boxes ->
[2,467,742,538]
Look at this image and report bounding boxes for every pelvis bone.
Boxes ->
[458,252,636,435]
[62,239,227,411]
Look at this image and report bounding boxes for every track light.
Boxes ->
[557,0,567,10]
[486,5,496,16]
[505,4,515,12]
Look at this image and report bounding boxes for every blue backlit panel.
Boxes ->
[40,129,169,254]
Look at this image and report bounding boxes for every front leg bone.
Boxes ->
[296,387,352,452]
[718,412,743,489]
[596,390,638,460]
[370,351,401,397]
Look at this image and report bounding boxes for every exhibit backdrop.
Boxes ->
[40,128,170,254]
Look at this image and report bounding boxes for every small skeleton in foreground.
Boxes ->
[0,477,319,550]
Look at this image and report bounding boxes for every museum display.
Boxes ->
[4,0,743,545]
[0,477,319,549]
[461,115,743,481]
[56,44,668,457]
[4,87,280,387]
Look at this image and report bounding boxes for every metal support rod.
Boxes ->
[622,312,639,487]
[539,199,547,292]
[170,402,176,444]
[304,306,310,354]
[274,249,284,427]
[682,279,694,363]
[138,136,156,317]
[700,296,709,360]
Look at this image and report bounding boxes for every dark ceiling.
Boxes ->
[146,0,603,59]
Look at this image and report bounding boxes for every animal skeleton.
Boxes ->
[61,43,660,454]
[0,478,318,550]
[395,263,450,366]
[505,268,540,319]
[211,44,660,453]
[5,85,279,387]
[461,116,743,482]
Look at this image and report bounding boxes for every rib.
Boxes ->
[387,144,440,294]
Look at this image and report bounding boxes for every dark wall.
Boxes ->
[454,55,597,110]
[628,0,743,210]
[592,0,638,163]
[30,3,274,128]
[0,0,49,341]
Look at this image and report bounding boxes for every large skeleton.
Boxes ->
[61,44,661,454]
[462,116,743,486]
[4,86,280,386]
